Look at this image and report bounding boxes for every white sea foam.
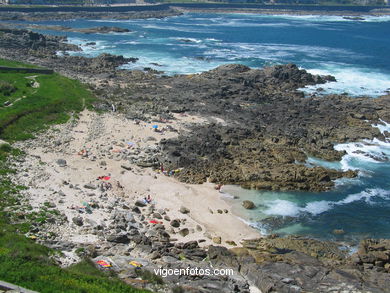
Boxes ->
[302,65,390,97]
[258,14,390,23]
[205,42,352,62]
[263,188,390,217]
[263,199,302,217]
[334,123,390,172]
[120,54,224,75]
[372,119,390,138]
[141,24,215,34]
[203,18,293,28]
[67,38,116,56]
[170,37,203,43]
[238,217,269,234]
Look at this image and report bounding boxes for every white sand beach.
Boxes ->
[12,110,260,261]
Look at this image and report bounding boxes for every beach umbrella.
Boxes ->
[152,125,158,129]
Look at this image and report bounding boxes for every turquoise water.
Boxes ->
[22,12,390,241]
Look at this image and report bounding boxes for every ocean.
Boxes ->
[28,12,390,242]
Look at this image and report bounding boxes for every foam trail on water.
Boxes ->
[333,120,390,171]
[238,217,268,235]
[372,119,390,139]
[263,188,390,217]
[303,66,390,97]
[258,14,390,23]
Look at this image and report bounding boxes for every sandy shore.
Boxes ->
[12,110,260,255]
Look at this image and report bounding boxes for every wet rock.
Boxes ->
[242,200,256,210]
[333,229,345,235]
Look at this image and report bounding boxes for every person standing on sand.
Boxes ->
[215,184,223,193]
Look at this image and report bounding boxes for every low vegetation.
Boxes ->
[0,59,95,141]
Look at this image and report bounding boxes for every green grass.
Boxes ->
[0,59,40,68]
[0,64,94,141]
[0,218,150,293]
[0,59,151,293]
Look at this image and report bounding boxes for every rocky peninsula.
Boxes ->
[1,26,390,292]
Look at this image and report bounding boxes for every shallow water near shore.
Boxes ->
[222,123,390,242]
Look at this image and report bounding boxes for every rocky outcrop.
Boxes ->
[0,27,78,52]
[145,64,384,191]
[208,236,390,293]
[55,53,138,75]
[27,25,132,34]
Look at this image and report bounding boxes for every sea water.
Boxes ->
[18,12,390,241]
[222,120,390,243]
[25,12,390,97]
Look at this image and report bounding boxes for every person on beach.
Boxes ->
[143,195,152,204]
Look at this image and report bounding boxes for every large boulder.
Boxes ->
[242,200,256,210]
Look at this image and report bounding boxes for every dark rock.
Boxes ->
[170,219,180,228]
[83,183,97,190]
[242,200,256,210]
[106,233,129,243]
[178,228,189,237]
[72,216,83,226]
[134,200,146,207]
[56,159,67,167]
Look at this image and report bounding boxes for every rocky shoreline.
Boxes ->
[3,26,388,192]
[0,8,182,22]
[26,24,133,34]
[1,26,390,292]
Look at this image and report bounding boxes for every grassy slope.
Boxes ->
[0,59,150,293]
[0,60,94,141]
